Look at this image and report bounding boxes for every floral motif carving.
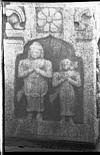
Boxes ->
[36,7,63,33]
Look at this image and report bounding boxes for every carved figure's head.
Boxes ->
[60,59,78,71]
[28,42,44,59]
[60,59,71,71]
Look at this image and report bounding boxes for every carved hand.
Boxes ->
[64,72,70,80]
[31,60,44,70]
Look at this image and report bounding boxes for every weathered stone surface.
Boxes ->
[74,7,95,41]
[4,2,99,144]
[96,38,100,117]
[9,120,95,143]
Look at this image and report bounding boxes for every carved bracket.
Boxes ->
[74,8,94,41]
[6,5,26,30]
[4,3,26,38]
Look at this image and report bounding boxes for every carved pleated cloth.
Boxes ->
[60,81,75,116]
[26,96,44,112]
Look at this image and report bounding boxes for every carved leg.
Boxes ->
[27,112,33,122]
[27,112,34,134]
[68,117,75,125]
[36,112,43,121]
[60,115,65,124]
[14,119,24,136]
[36,97,44,121]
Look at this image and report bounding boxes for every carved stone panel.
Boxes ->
[3,2,99,144]
[36,7,63,34]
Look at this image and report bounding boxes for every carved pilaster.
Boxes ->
[74,7,97,123]
[96,39,100,117]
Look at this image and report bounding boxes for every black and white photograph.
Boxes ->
[1,1,100,152]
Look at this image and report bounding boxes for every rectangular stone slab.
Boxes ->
[3,2,100,145]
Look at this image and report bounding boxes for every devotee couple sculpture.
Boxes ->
[17,41,81,125]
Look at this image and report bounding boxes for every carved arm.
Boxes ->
[68,73,81,87]
[18,60,34,78]
[52,72,65,87]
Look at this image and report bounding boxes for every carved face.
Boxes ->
[29,42,44,59]
[60,59,71,71]
[60,59,78,71]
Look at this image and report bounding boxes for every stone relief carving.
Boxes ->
[4,3,99,143]
[4,3,26,38]
[13,35,84,136]
[6,6,26,30]
[36,7,63,34]
[17,42,52,121]
[74,8,95,41]
[52,59,81,125]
